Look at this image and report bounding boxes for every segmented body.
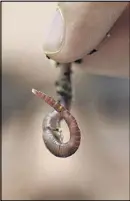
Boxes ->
[32,89,81,157]
[32,63,81,158]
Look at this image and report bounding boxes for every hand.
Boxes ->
[43,2,129,78]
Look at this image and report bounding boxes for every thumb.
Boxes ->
[43,2,128,63]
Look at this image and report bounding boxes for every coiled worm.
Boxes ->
[32,63,81,158]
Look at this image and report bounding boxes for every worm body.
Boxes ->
[32,63,81,158]
[32,89,81,158]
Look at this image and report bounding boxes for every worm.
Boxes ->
[32,63,81,158]
[32,88,81,158]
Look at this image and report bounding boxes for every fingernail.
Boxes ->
[43,7,64,54]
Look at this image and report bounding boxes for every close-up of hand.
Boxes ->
[2,2,129,200]
[43,2,129,77]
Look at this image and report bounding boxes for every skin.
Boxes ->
[43,2,129,78]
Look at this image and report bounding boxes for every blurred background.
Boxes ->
[2,2,129,200]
